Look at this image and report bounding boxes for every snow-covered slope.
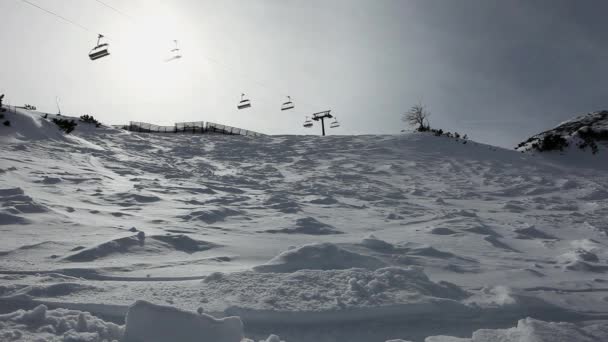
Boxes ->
[1,108,608,341]
[517,110,608,154]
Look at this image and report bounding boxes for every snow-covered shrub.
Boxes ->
[517,110,607,154]
[576,126,608,154]
[426,127,468,142]
[52,118,77,134]
[80,114,102,127]
[535,134,569,152]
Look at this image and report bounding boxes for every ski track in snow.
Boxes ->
[1,109,608,341]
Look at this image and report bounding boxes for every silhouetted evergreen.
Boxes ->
[52,118,77,134]
[533,134,569,152]
[80,114,101,127]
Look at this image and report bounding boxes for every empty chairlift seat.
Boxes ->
[89,34,110,61]
[303,116,313,128]
[167,40,182,62]
[281,96,295,111]
[330,117,340,128]
[237,93,251,110]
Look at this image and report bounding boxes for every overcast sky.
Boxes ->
[1,0,607,147]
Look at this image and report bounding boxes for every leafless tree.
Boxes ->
[403,103,430,131]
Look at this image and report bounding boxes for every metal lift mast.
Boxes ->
[311,110,333,136]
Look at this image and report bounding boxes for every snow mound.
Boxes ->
[179,207,242,224]
[264,217,343,235]
[558,249,599,264]
[578,188,608,201]
[429,227,458,235]
[516,110,608,154]
[0,212,28,225]
[264,194,301,213]
[360,234,395,252]
[426,317,608,342]
[245,334,286,342]
[0,304,123,341]
[403,244,460,259]
[64,234,219,262]
[253,243,387,272]
[201,267,470,324]
[3,282,97,298]
[514,226,556,240]
[563,260,608,273]
[0,187,49,214]
[124,300,243,342]
[0,108,69,142]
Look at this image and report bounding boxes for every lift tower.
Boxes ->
[311,110,333,136]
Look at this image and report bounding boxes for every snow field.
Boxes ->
[1,108,608,340]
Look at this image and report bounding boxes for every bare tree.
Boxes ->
[403,103,430,131]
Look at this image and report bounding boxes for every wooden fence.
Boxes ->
[117,121,264,136]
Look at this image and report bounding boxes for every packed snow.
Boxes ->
[1,107,608,341]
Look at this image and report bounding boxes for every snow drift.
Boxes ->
[123,300,243,342]
[253,243,387,272]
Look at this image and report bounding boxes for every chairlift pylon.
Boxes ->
[303,116,313,128]
[237,93,251,110]
[281,96,295,111]
[89,34,110,61]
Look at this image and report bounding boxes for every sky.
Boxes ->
[1,0,607,148]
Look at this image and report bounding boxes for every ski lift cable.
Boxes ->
[93,0,135,21]
[89,0,326,113]
[90,0,180,50]
[202,55,324,113]
[18,0,330,116]
[93,0,313,111]
[19,0,94,34]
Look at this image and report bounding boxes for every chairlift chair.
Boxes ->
[330,117,340,128]
[281,96,295,111]
[169,40,182,60]
[303,116,313,128]
[89,34,110,61]
[237,93,251,110]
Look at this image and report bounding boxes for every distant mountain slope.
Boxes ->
[517,110,608,154]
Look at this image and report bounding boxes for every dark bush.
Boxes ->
[417,125,430,132]
[537,134,568,152]
[576,129,604,154]
[52,118,77,134]
[80,114,101,127]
